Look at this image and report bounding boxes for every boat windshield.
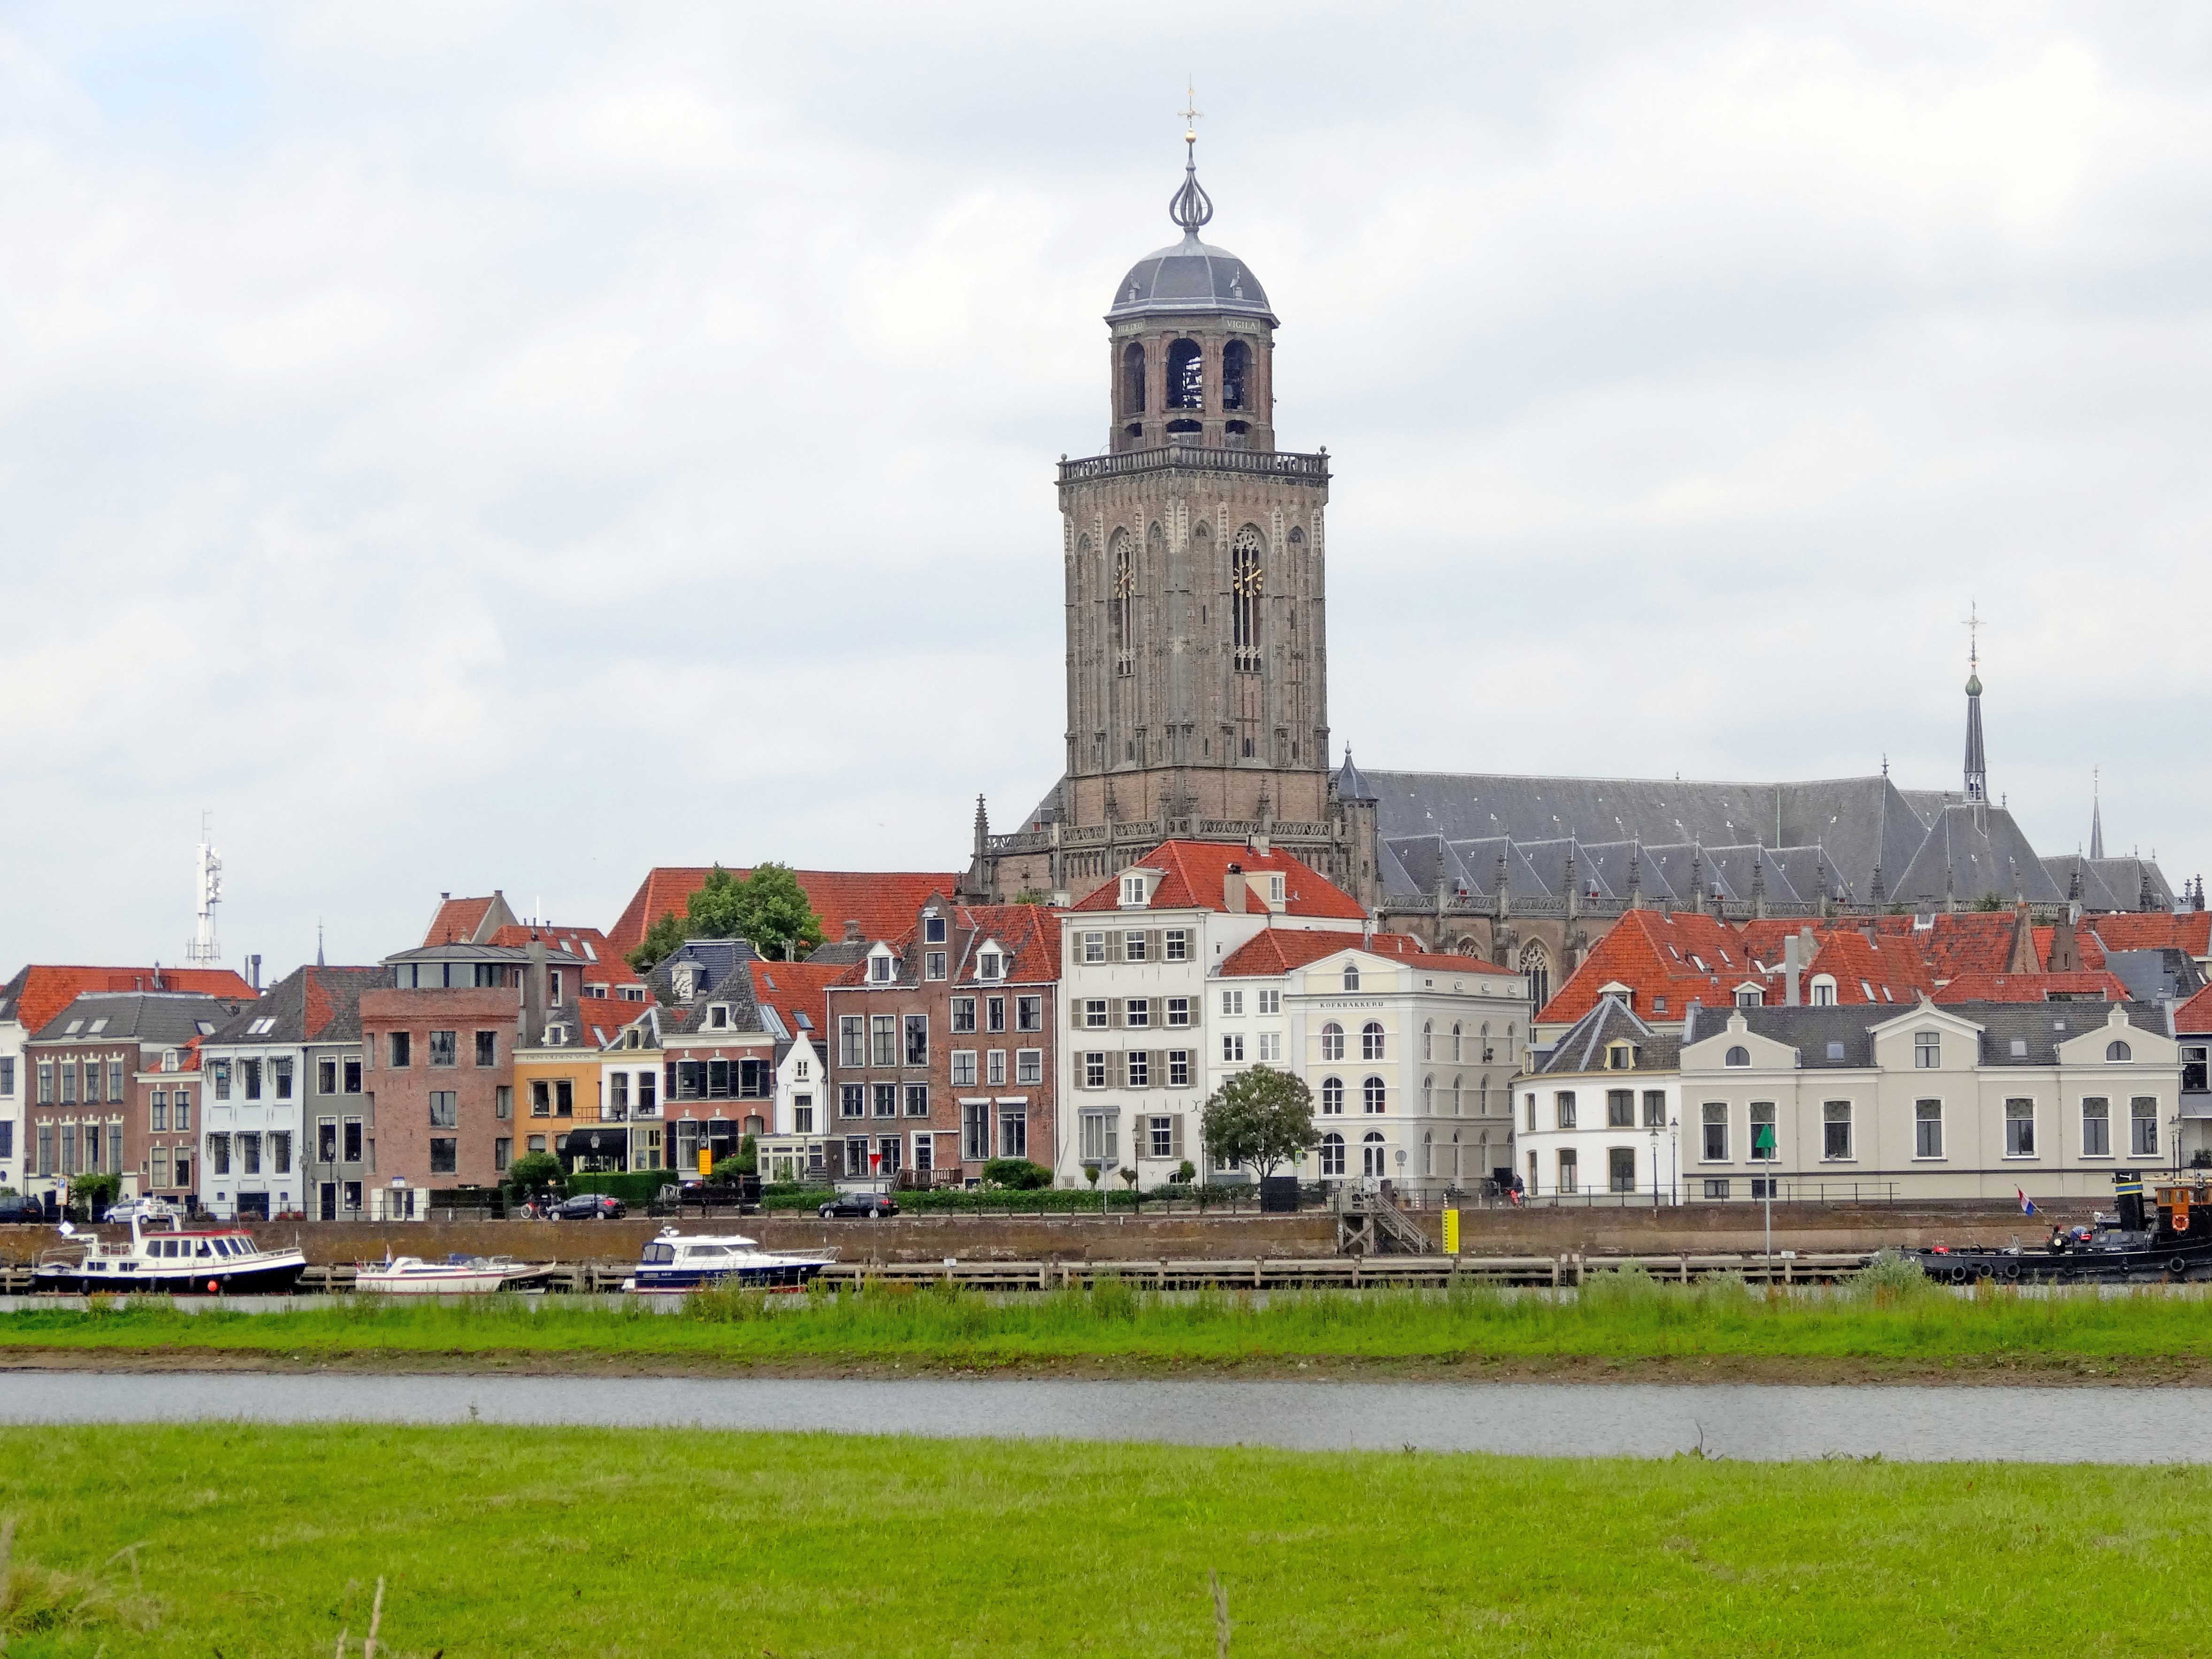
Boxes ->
[641,1244,674,1264]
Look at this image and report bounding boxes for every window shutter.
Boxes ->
[1111,1052,1126,1089]
[1107,933,1123,963]
[1071,998,1085,1031]
[1171,1114,1185,1160]
[1148,930,1163,961]
[1109,1000,1122,1029]
[1148,998,1162,1026]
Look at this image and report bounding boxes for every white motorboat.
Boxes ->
[352,1254,543,1294]
[622,1227,837,1293]
[33,1216,307,1296]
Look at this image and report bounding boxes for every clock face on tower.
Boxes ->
[1232,560,1262,598]
[1114,563,1136,598]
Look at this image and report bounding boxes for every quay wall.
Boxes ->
[0,1200,2089,1267]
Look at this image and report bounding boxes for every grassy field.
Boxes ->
[5,1267,2212,1375]
[3,1423,2211,1657]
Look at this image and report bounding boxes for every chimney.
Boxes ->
[1784,933,1801,1007]
[523,938,550,1046]
[1223,863,1247,914]
[842,919,863,943]
[248,954,262,993]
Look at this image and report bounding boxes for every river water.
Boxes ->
[0,1372,2203,1461]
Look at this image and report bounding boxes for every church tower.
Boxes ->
[1049,129,1338,893]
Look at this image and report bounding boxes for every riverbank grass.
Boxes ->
[6,1265,2212,1373]
[4,1424,2212,1657]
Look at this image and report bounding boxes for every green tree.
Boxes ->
[630,863,826,971]
[69,1172,121,1217]
[980,1157,1051,1190]
[712,1135,758,1182]
[505,1152,561,1195]
[1200,1064,1315,1177]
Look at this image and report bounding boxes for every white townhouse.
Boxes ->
[1216,932,1525,1194]
[1518,993,2183,1204]
[749,959,843,1185]
[1054,840,1367,1187]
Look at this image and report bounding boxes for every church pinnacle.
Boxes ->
[1962,601,1987,807]
[2090,766,2105,861]
[1169,82,1212,236]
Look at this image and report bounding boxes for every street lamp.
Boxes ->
[1668,1116,1680,1208]
[1649,1121,1660,1211]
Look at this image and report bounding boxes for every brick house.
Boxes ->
[22,991,247,1209]
[605,940,776,1178]
[825,899,1061,1186]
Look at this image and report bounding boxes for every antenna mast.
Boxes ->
[188,810,223,965]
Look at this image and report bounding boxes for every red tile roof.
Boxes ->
[1068,841,1367,920]
[2175,984,2212,1035]
[1218,929,1516,979]
[829,903,1063,988]
[2090,912,2212,957]
[1537,910,1758,1026]
[1933,971,2134,1005]
[748,960,846,1045]
[607,868,966,957]
[423,895,498,947]
[0,966,257,1036]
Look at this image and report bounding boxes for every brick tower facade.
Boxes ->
[972,135,1373,906]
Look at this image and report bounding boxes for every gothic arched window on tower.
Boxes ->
[1231,526,1263,673]
[1109,533,1135,679]
[1121,342,1146,417]
[1520,943,1551,1013]
[1167,339,1203,410]
[1222,339,1249,411]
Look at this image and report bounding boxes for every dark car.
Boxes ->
[549,1193,625,1221]
[818,1191,899,1219]
[0,1195,46,1224]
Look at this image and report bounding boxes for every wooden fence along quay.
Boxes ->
[0,1251,1882,1297]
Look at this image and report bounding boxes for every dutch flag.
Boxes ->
[2018,1188,2036,1216]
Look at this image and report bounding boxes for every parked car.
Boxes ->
[548,1193,625,1221]
[103,1197,178,1226]
[0,1195,46,1225]
[818,1191,899,1220]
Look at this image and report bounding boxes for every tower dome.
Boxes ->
[1105,138,1277,326]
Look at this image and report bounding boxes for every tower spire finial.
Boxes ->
[1961,600,1987,807]
[1169,78,1213,236]
[2090,765,2105,861]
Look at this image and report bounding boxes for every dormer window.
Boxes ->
[708,1005,730,1030]
[672,965,698,1002]
[626,1028,642,1049]
[978,950,1003,980]
[1608,1043,1633,1070]
[924,913,947,944]
[544,1024,568,1046]
[1734,986,1762,1008]
[1267,874,1284,903]
[1809,975,1837,1007]
[161,1049,180,1072]
[868,949,896,984]
[1120,875,1148,907]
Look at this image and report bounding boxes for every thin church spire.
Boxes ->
[2090,766,2105,861]
[1962,601,1987,808]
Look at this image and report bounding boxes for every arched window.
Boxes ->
[1320,1022,1344,1062]
[1363,1076,1386,1113]
[1422,1020,1434,1060]
[1479,1022,1492,1061]
[1361,1022,1385,1061]
[1519,943,1551,1011]
[1452,1023,1463,1062]
[1120,342,1146,416]
[1422,1075,1434,1112]
[1288,523,1306,583]
[1222,338,1249,411]
[1452,1131,1462,1179]
[1167,338,1203,409]
[1232,526,1263,673]
[2107,1040,2133,1063]
[1422,1131,1434,1177]
[1725,1045,1751,1068]
[1341,963,1359,993]
[1319,1132,1345,1177]
[1320,1077,1344,1115]
[1452,1076,1463,1116]
[1362,1131,1387,1177]
[1109,530,1134,679]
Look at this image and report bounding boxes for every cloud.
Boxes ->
[1,2,2210,969]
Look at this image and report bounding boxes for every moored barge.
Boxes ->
[1915,1172,2212,1284]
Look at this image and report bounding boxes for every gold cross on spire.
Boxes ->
[1181,78,1202,144]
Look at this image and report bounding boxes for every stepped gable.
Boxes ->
[1068,840,1366,920]
[608,868,966,958]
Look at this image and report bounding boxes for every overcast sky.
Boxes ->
[4,2,2209,971]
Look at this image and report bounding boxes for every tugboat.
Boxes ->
[33,1213,308,1295]
[1915,1171,2212,1284]
[622,1226,837,1293]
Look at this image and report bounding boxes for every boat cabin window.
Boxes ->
[642,1243,674,1264]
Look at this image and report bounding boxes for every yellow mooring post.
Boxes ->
[1441,1207,1460,1255]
